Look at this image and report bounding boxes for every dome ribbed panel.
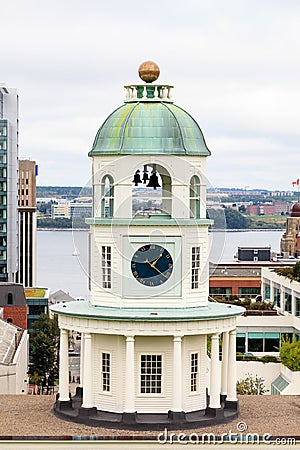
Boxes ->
[89,102,211,156]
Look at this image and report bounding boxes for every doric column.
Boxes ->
[82,333,93,408]
[227,329,237,401]
[79,332,84,387]
[221,331,229,397]
[209,333,221,408]
[58,328,69,401]
[172,336,182,412]
[124,336,135,413]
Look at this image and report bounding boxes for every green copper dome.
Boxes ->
[89,102,211,157]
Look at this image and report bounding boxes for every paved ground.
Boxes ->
[0,395,298,438]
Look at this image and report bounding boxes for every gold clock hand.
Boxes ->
[150,264,167,278]
[151,253,163,267]
[145,258,167,278]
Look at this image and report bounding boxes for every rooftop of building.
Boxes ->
[50,301,244,321]
[0,394,298,438]
[24,287,49,299]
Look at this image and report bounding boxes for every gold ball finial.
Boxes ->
[138,61,160,83]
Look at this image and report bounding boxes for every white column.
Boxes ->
[79,332,84,387]
[221,331,229,396]
[227,329,237,402]
[172,336,182,412]
[124,336,135,413]
[209,333,221,408]
[82,332,93,408]
[58,328,69,401]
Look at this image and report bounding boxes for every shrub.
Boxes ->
[280,340,300,371]
[237,373,267,395]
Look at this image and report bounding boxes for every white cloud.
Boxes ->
[1,0,300,189]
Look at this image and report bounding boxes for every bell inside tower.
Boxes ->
[132,163,172,217]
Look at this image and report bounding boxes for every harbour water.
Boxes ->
[36,229,285,299]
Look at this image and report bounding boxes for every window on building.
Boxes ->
[101,175,114,218]
[284,291,292,313]
[273,286,280,307]
[101,246,111,289]
[248,332,263,352]
[209,287,232,296]
[264,283,270,300]
[101,352,110,392]
[140,354,162,394]
[296,297,300,317]
[238,287,261,297]
[190,352,198,392]
[7,292,13,304]
[264,333,280,352]
[236,333,246,353]
[190,175,201,218]
[191,247,200,289]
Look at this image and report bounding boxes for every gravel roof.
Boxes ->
[0,395,298,438]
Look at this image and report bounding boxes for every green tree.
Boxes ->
[292,262,300,282]
[237,373,267,395]
[280,339,300,371]
[224,207,249,229]
[29,314,60,385]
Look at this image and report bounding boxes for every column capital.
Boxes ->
[125,335,135,342]
[229,329,236,336]
[211,332,220,340]
[173,335,183,342]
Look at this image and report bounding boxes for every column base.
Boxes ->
[122,412,137,424]
[55,399,73,412]
[225,399,239,411]
[78,406,97,418]
[205,406,224,418]
[168,410,186,422]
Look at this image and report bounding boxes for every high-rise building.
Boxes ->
[17,159,37,287]
[0,84,19,282]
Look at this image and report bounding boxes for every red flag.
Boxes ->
[292,179,299,186]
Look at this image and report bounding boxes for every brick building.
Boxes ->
[0,283,27,329]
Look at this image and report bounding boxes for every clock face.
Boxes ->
[131,244,173,287]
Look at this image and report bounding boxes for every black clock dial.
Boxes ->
[131,244,173,287]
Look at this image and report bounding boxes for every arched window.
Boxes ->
[190,175,201,219]
[101,175,114,218]
[7,292,13,305]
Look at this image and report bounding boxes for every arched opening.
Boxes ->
[132,163,172,217]
[101,175,114,218]
[7,292,13,305]
[190,175,201,219]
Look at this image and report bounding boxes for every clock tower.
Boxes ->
[51,62,244,428]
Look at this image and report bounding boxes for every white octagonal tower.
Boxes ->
[51,62,244,428]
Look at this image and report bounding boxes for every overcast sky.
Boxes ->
[2,0,300,191]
